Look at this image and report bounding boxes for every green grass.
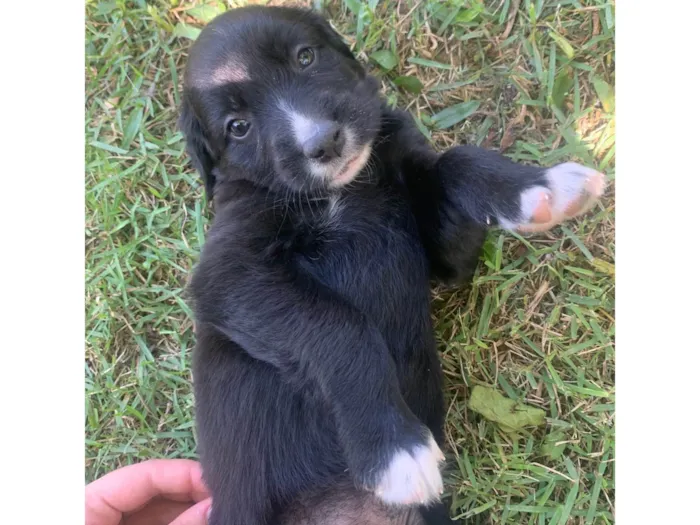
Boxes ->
[85,1,615,523]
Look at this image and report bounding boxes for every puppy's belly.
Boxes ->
[296,223,431,334]
[280,480,427,525]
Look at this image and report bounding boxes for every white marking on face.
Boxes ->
[279,102,371,186]
[195,56,250,88]
[286,109,318,148]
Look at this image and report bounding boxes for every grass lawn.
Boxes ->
[85,1,615,523]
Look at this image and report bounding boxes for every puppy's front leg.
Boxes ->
[191,197,445,507]
[434,145,606,234]
[404,142,605,283]
[380,108,605,284]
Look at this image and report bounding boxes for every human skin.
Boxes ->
[85,459,212,525]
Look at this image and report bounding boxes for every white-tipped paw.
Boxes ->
[373,436,445,506]
[501,162,606,233]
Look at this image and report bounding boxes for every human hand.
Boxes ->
[85,459,211,525]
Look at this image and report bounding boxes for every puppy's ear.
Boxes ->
[310,12,356,62]
[179,94,216,200]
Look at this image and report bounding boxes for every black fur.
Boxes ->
[180,6,553,525]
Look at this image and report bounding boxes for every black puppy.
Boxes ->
[180,6,605,525]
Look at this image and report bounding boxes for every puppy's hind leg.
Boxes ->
[193,326,347,525]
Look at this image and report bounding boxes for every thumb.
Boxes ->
[169,497,212,525]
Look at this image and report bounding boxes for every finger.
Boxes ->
[86,459,210,523]
[169,498,212,525]
[123,500,195,525]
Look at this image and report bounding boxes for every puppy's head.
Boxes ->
[179,6,382,200]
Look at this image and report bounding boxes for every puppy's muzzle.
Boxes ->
[300,120,346,163]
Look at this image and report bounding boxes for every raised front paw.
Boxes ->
[347,420,445,506]
[501,162,606,233]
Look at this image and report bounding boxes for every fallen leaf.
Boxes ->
[468,385,546,433]
[456,4,484,24]
[393,76,423,94]
[407,57,453,70]
[370,50,399,71]
[430,101,480,130]
[552,68,574,110]
[540,430,567,460]
[344,0,362,15]
[549,29,575,60]
[592,76,615,113]
[590,258,615,275]
[173,23,201,41]
[186,4,224,24]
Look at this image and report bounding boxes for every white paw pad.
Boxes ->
[373,436,445,506]
[502,162,606,233]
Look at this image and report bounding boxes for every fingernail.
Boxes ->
[206,506,212,523]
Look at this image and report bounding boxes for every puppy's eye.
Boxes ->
[227,118,250,138]
[297,47,315,68]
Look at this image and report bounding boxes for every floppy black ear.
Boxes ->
[179,94,216,201]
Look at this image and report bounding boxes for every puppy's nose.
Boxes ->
[301,121,345,162]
